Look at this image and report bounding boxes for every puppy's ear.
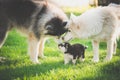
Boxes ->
[45,25,53,30]
[65,42,71,48]
[70,13,77,23]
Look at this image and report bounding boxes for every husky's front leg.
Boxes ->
[28,33,40,63]
[92,40,99,62]
[38,37,46,58]
[105,40,114,61]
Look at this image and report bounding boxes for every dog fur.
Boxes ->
[0,0,68,63]
[58,42,87,64]
[62,5,120,62]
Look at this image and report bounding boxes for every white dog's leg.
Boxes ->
[92,40,99,62]
[28,33,40,63]
[105,40,114,61]
[38,37,46,58]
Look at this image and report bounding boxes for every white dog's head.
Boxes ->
[60,13,80,41]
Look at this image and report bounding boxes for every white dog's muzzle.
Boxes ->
[61,31,73,42]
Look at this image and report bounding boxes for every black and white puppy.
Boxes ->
[58,42,87,64]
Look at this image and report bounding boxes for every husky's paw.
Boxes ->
[0,57,6,63]
[33,61,41,64]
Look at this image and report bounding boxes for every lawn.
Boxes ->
[0,8,120,80]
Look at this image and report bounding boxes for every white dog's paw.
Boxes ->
[31,59,40,64]
[92,58,99,62]
[41,56,47,59]
[104,56,112,62]
[113,52,116,55]
[38,54,46,59]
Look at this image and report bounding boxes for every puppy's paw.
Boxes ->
[81,59,85,62]
[79,58,85,62]
[64,61,69,65]
[72,59,76,65]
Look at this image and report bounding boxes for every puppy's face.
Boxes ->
[58,42,70,53]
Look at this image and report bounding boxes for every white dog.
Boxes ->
[61,6,120,62]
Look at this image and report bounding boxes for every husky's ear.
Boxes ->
[70,13,77,23]
[45,25,53,30]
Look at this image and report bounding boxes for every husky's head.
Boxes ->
[45,17,68,37]
[33,1,68,39]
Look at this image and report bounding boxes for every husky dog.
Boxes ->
[61,6,120,62]
[0,0,68,63]
[58,42,87,64]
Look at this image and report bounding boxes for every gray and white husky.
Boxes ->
[0,0,68,63]
[61,5,120,62]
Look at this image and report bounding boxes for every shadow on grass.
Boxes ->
[79,60,120,80]
[0,49,120,80]
[0,59,70,80]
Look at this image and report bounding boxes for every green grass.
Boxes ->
[0,29,120,80]
[0,10,120,80]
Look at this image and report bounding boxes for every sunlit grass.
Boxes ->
[0,29,120,80]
